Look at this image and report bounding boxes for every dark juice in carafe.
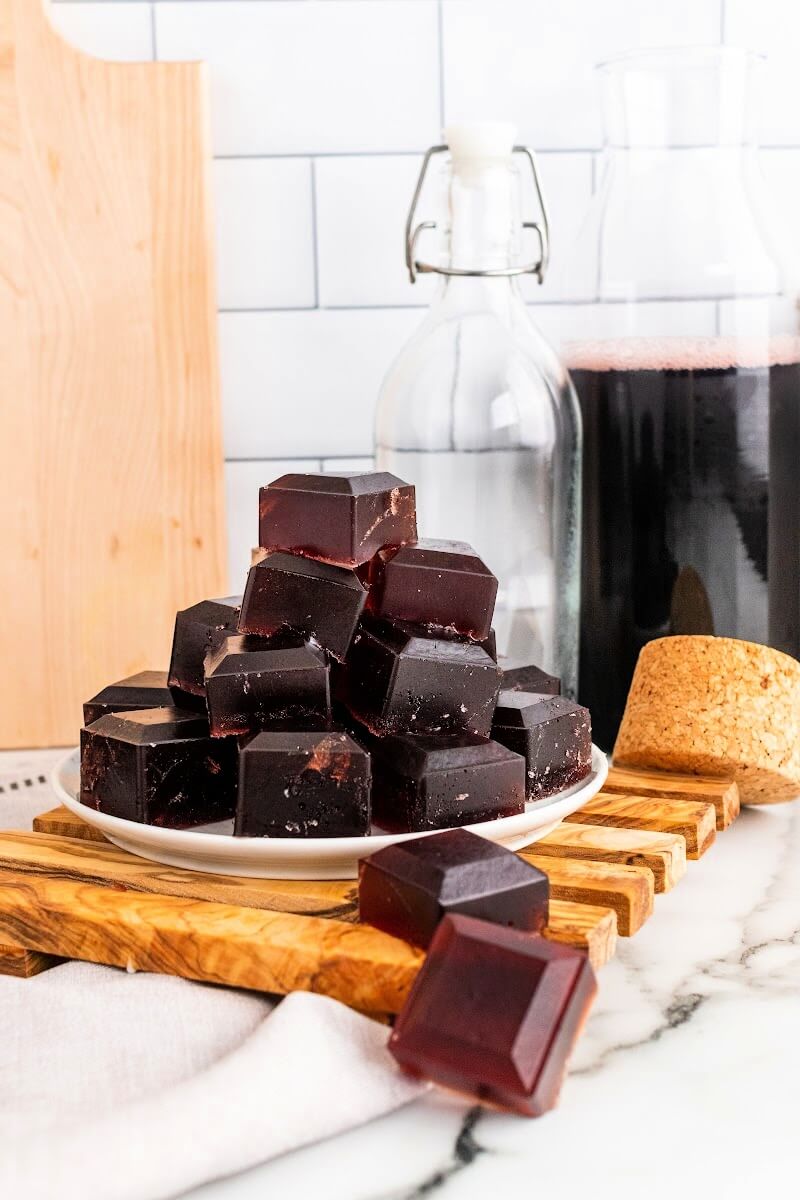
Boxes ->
[568,338,800,749]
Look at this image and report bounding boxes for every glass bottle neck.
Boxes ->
[441,162,521,272]
[433,160,526,315]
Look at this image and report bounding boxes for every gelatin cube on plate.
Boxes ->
[258,472,417,567]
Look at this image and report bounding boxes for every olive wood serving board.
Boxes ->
[602,766,740,830]
[566,793,717,859]
[19,820,647,935]
[0,0,226,747]
[0,829,617,967]
[529,822,686,892]
[0,941,61,978]
[0,765,740,1009]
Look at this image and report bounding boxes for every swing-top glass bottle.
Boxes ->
[375,123,582,696]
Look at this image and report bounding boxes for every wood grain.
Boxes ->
[0,831,618,966]
[0,941,61,977]
[0,831,359,920]
[603,765,740,830]
[568,794,717,860]
[536,822,686,892]
[0,0,226,748]
[521,852,654,935]
[544,901,617,967]
[0,870,424,1013]
[34,806,107,843]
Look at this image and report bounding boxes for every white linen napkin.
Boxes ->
[0,752,426,1200]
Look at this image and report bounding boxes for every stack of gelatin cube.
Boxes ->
[80,471,592,837]
[78,470,598,1118]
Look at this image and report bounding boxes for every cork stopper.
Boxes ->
[613,635,800,805]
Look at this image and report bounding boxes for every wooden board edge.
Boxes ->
[0,940,62,978]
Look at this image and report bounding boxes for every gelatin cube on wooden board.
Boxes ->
[568,793,716,860]
[389,915,597,1117]
[358,828,549,949]
[603,765,739,830]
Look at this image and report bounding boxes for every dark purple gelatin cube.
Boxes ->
[235,728,371,838]
[80,707,237,828]
[258,472,417,568]
[168,597,242,699]
[500,658,561,696]
[367,539,497,642]
[491,691,592,800]
[389,914,596,1116]
[204,635,331,737]
[238,552,366,662]
[369,733,525,832]
[481,629,498,662]
[359,828,548,947]
[83,670,174,726]
[336,618,500,737]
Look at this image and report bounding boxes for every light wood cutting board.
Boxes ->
[0,0,227,747]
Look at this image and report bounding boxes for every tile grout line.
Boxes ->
[212,147,607,161]
[150,0,157,60]
[227,455,374,464]
[218,303,428,314]
[437,0,445,133]
[310,159,320,309]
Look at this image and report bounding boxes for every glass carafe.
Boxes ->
[562,47,800,748]
[375,123,582,696]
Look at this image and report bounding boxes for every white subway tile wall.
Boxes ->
[48,0,800,587]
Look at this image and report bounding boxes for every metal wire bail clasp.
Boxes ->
[405,144,551,285]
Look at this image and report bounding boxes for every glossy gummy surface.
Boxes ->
[492,691,592,801]
[369,732,526,832]
[389,913,596,1115]
[168,597,242,699]
[359,828,549,947]
[500,659,561,696]
[367,539,497,641]
[236,729,371,838]
[337,618,501,737]
[80,707,237,828]
[258,472,417,567]
[204,636,331,737]
[83,670,176,725]
[238,552,367,662]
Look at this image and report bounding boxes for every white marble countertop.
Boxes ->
[3,750,799,1198]
[190,798,800,1200]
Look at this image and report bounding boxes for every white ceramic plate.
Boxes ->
[52,745,608,879]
